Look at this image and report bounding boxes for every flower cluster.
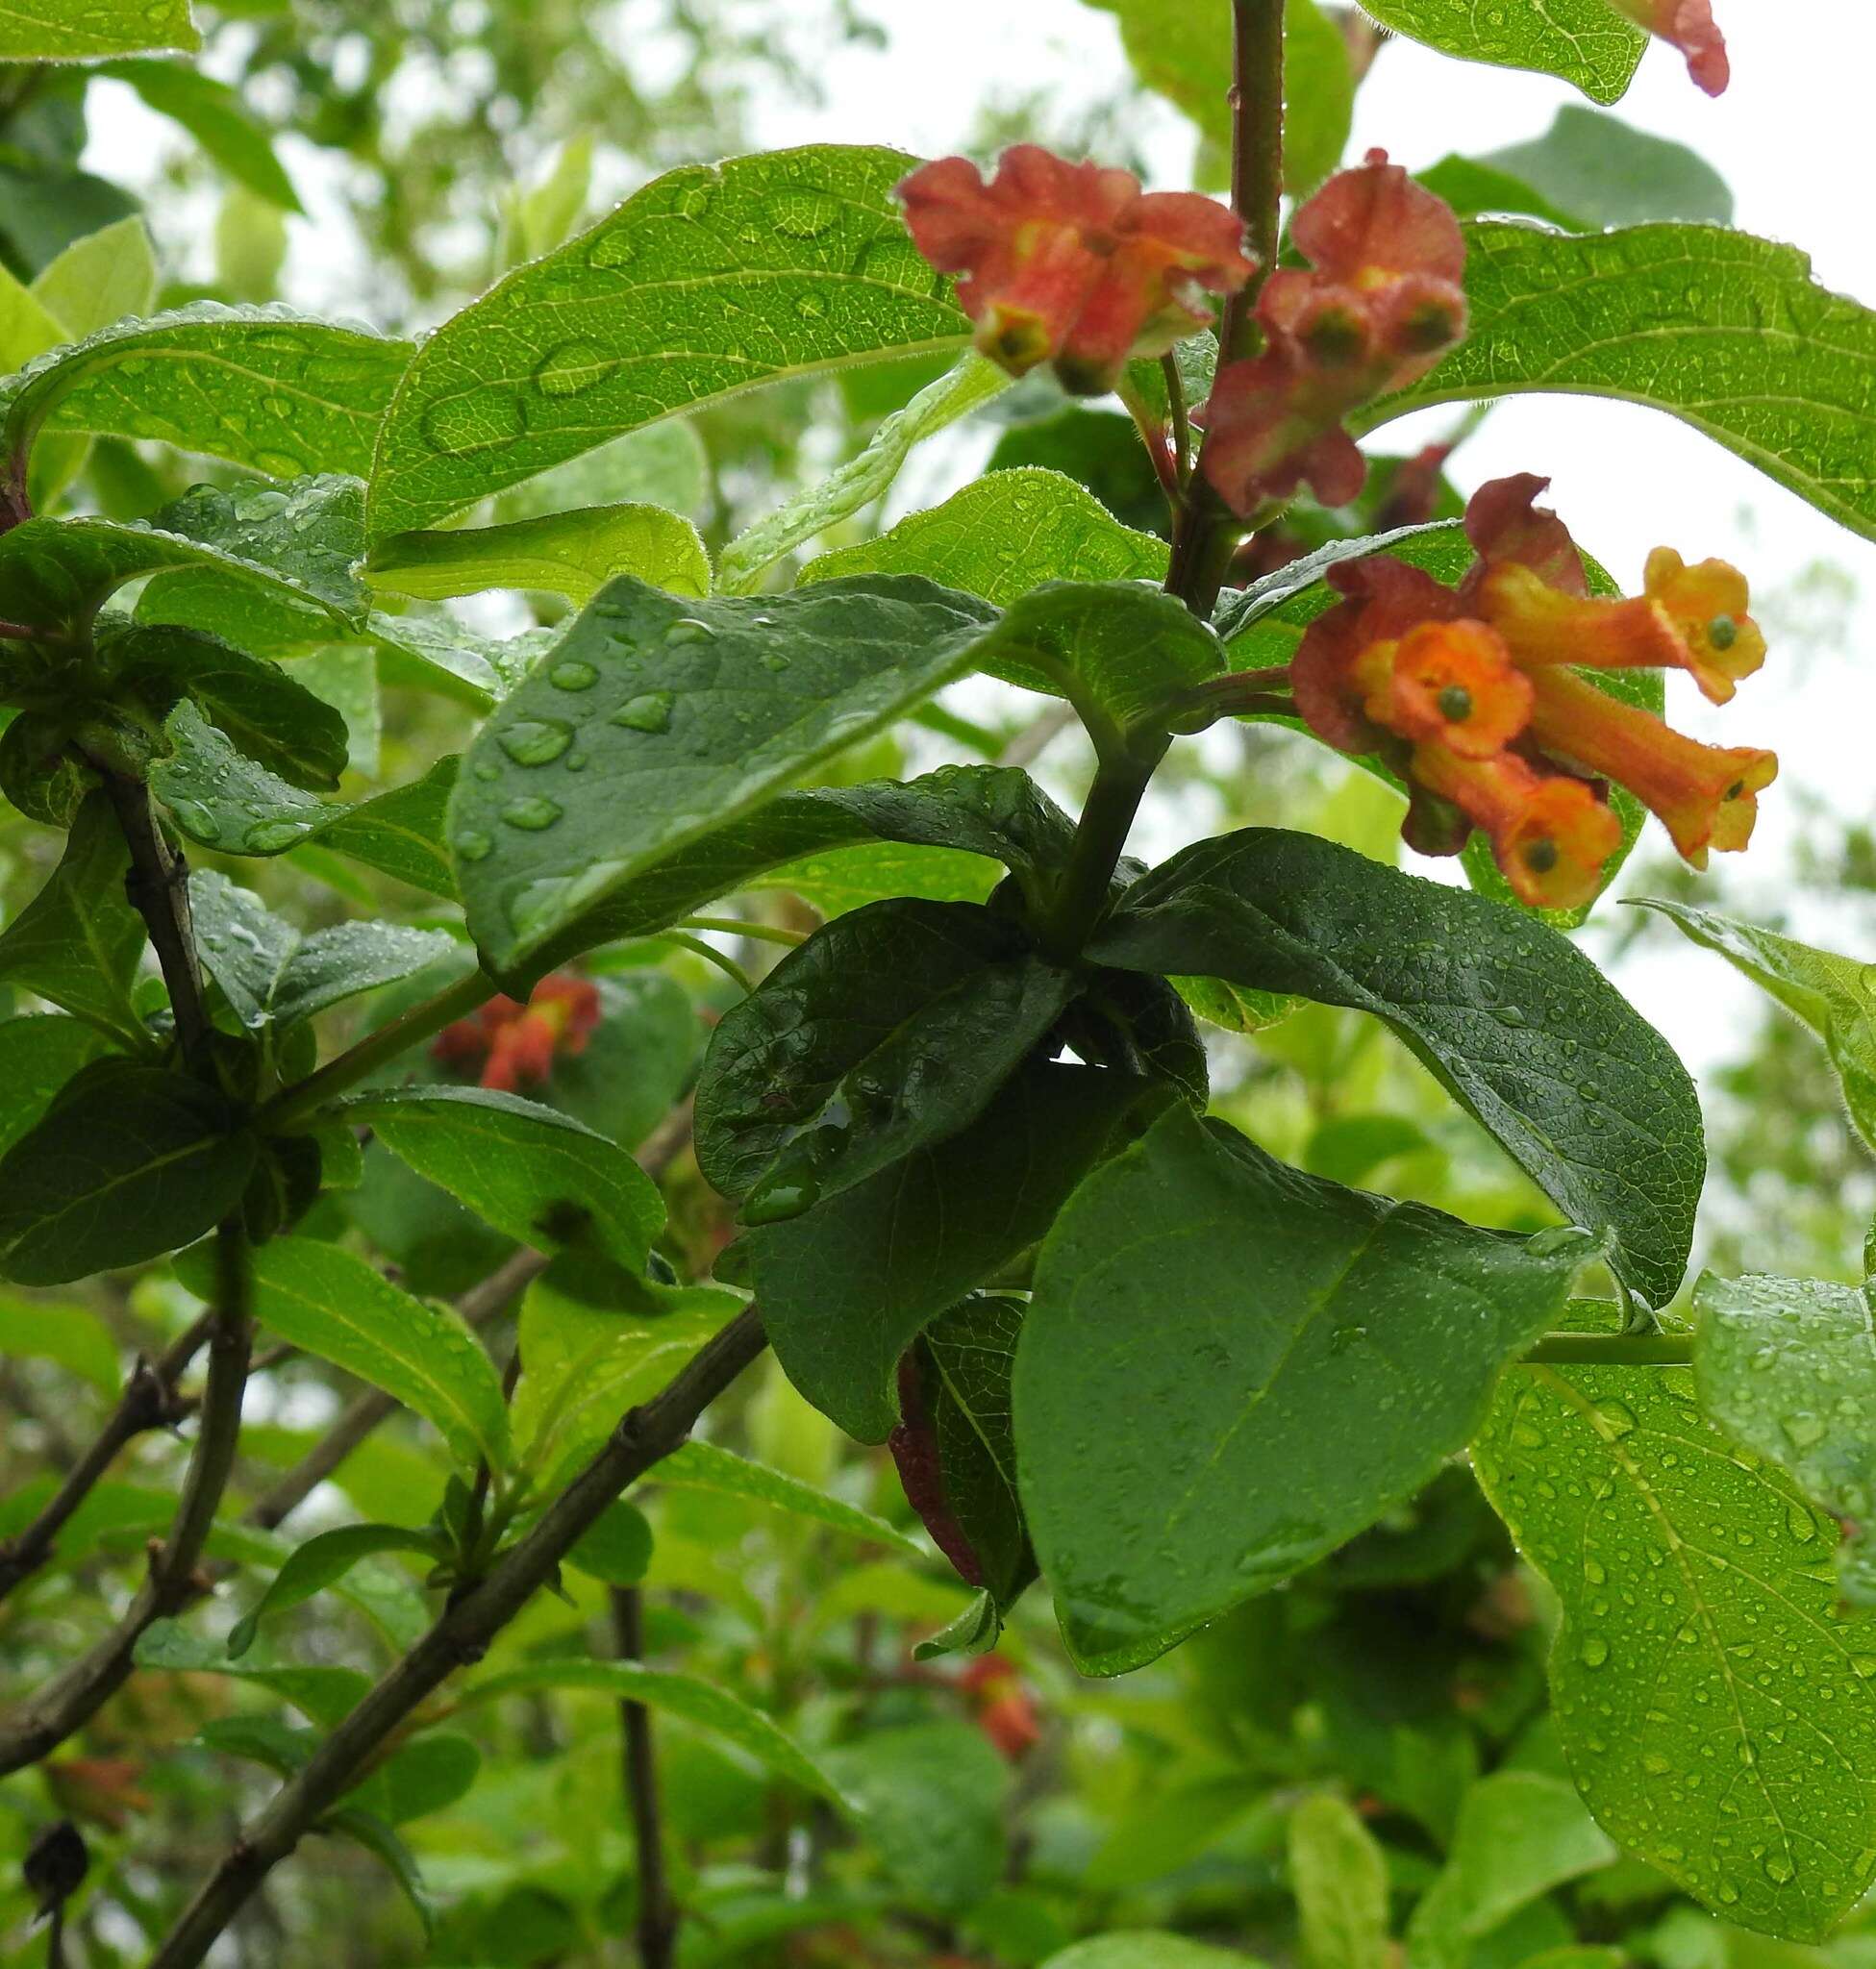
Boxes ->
[1292,475,1774,909]
[432,974,601,1093]
[1610,0,1729,95]
[1199,151,1468,515]
[896,144,1256,395]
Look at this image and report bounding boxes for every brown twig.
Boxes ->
[612,1584,678,1969]
[145,1308,768,1969]
[98,774,212,1070]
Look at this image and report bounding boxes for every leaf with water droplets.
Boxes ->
[1695,1271,1876,1608]
[1015,1106,1590,1672]
[1349,0,1642,103]
[1363,224,1876,541]
[368,146,970,537]
[448,573,996,977]
[0,0,198,59]
[1090,828,1703,1311]
[1471,1357,1876,1940]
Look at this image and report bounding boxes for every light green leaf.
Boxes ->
[1405,1773,1615,1969]
[503,134,594,264]
[801,465,1167,607]
[1694,1271,1876,1607]
[1636,901,1876,1153]
[0,0,197,58]
[325,1808,438,1937]
[494,420,709,528]
[1041,1941,1259,1969]
[368,145,968,537]
[136,1618,368,1726]
[659,1440,922,1556]
[827,1719,1009,1913]
[339,1084,665,1274]
[447,573,995,976]
[30,217,159,339]
[367,502,709,607]
[718,351,1010,593]
[1479,105,1732,228]
[460,1658,845,1802]
[1289,1794,1389,1969]
[1351,0,1642,104]
[1364,224,1876,542]
[1015,1107,1589,1671]
[0,1289,120,1390]
[1471,1362,1876,1939]
[93,60,302,212]
[227,1522,444,1657]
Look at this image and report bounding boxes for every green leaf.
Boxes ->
[368,145,969,537]
[136,1618,369,1726]
[0,1015,110,1157]
[189,870,460,1032]
[207,1234,510,1468]
[1404,1773,1615,1969]
[1471,1361,1876,1940]
[31,217,159,341]
[564,1499,653,1587]
[227,1522,444,1657]
[1350,0,1643,104]
[1089,828,1702,1311]
[827,1719,1009,1913]
[460,1659,845,1802]
[0,1064,253,1284]
[658,1439,922,1556]
[322,1808,438,1937]
[1041,1942,1259,1969]
[1363,224,1876,543]
[0,305,408,484]
[0,791,147,1047]
[696,899,1073,1216]
[718,352,1010,593]
[803,466,1168,611]
[448,573,995,976]
[503,134,594,264]
[1694,1271,1876,1607]
[743,1059,1157,1443]
[1015,1107,1589,1672]
[1289,1795,1389,1969]
[1478,106,1732,229]
[93,60,302,212]
[339,1084,665,1274]
[367,502,709,607]
[1636,901,1876,1154]
[345,1732,481,1825]
[150,699,342,859]
[0,0,197,58]
[0,1288,120,1390]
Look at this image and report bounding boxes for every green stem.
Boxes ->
[663,931,754,995]
[259,966,497,1131]
[677,916,807,948]
[1037,743,1163,963]
[1519,1333,1694,1367]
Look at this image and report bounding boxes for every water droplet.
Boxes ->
[423,390,525,456]
[534,339,612,399]
[588,226,639,270]
[1783,1412,1828,1450]
[1528,1224,1593,1260]
[244,819,305,852]
[549,660,599,691]
[741,1167,820,1225]
[497,718,574,766]
[455,830,493,861]
[759,650,791,673]
[612,691,674,734]
[766,187,841,238]
[1763,1853,1795,1885]
[1595,1398,1638,1437]
[501,796,563,831]
[1328,1324,1366,1356]
[1849,1656,1876,1680]
[663,617,717,645]
[1580,1635,1611,1668]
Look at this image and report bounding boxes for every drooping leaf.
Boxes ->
[1694,1271,1876,1607]
[827,1719,1010,1913]
[0,1064,254,1284]
[0,791,147,1047]
[1015,1107,1590,1671]
[744,1059,1159,1443]
[368,145,970,537]
[0,0,198,59]
[658,1440,922,1556]
[1288,1794,1390,1969]
[1471,1361,1876,1939]
[447,573,995,976]
[1363,224,1876,543]
[189,871,461,1033]
[1350,0,1643,104]
[319,1809,438,1937]
[801,465,1168,606]
[340,1084,665,1274]
[1089,829,1703,1311]
[367,502,710,607]
[695,899,1074,1216]
[92,59,302,212]
[227,1523,446,1658]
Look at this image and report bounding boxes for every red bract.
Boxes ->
[1609,0,1729,95]
[896,144,1254,394]
[1201,152,1467,516]
[432,974,601,1093]
[1289,476,1775,905]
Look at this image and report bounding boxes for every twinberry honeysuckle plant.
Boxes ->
[13,0,1876,1960]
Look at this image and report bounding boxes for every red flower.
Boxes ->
[1608,0,1729,95]
[432,974,601,1093]
[897,145,1254,394]
[1412,746,1623,913]
[960,1656,1042,1762]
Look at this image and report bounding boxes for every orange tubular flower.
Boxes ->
[1382,620,1534,759]
[1607,0,1729,95]
[433,974,601,1093]
[897,145,1255,394]
[1412,746,1623,912]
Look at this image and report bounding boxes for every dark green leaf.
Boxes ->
[1089,829,1703,1310]
[343,1733,480,1826]
[743,1059,1158,1442]
[1471,1361,1876,1939]
[227,1522,444,1657]
[827,1719,1009,1913]
[0,1064,252,1284]
[313,756,461,898]
[447,574,995,976]
[1350,0,1642,104]
[150,699,336,857]
[324,1808,438,1938]
[696,899,1074,1216]
[92,60,302,212]
[0,1014,109,1157]
[564,1499,654,1586]
[367,146,969,536]
[1014,1107,1590,1671]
